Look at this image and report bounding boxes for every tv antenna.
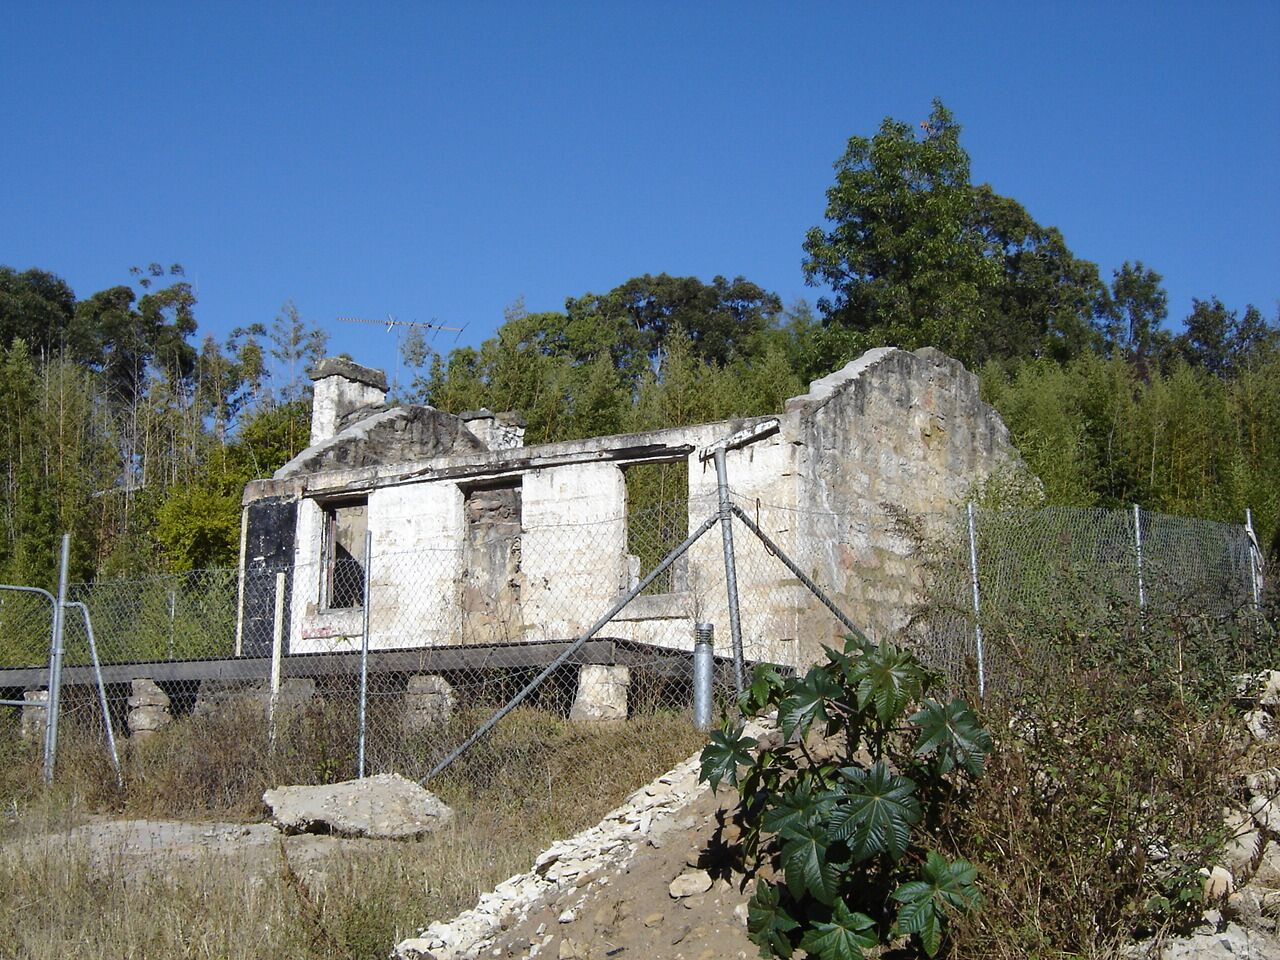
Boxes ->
[335,315,467,398]
[336,314,464,336]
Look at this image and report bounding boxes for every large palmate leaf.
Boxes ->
[851,641,929,726]
[780,820,842,905]
[699,723,757,793]
[799,900,878,960]
[829,762,922,863]
[910,698,994,776]
[891,851,981,957]
[762,778,832,838]
[748,879,800,958]
[779,666,844,742]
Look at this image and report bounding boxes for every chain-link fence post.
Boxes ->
[268,571,286,747]
[43,533,70,785]
[693,623,715,731]
[1133,504,1146,615]
[966,502,986,700]
[711,447,745,695]
[357,529,372,779]
[1246,508,1263,610]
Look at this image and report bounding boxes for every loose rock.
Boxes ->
[264,773,453,839]
[669,869,713,899]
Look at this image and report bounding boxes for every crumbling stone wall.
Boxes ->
[788,347,1018,652]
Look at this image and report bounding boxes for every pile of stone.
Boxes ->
[127,678,171,739]
[1128,670,1280,959]
[395,721,769,960]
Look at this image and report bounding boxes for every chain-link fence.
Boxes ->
[1,493,1268,792]
[910,503,1266,692]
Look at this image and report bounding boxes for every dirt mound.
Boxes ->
[487,786,756,959]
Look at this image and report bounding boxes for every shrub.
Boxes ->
[700,635,992,959]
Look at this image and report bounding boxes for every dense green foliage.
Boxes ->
[0,267,323,587]
[2,101,1276,587]
[701,636,991,958]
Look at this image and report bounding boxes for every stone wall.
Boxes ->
[788,347,1019,651]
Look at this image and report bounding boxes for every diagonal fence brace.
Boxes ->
[427,512,723,780]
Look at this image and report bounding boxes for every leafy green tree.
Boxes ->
[0,266,88,359]
[1230,304,1280,370]
[1177,299,1279,377]
[1177,297,1234,375]
[1105,261,1169,368]
[565,273,782,371]
[803,102,1111,368]
[802,100,998,364]
[971,186,1108,361]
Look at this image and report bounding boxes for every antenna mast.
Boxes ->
[336,314,463,334]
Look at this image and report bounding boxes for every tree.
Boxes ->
[971,187,1108,362]
[1105,261,1168,368]
[802,100,997,363]
[1177,297,1235,376]
[803,102,1110,368]
[0,266,86,359]
[269,300,328,402]
[564,273,782,372]
[1230,305,1280,370]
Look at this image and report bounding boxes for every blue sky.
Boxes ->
[5,2,1277,385]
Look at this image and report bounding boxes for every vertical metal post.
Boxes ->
[167,589,176,660]
[1133,503,1146,614]
[268,571,285,746]
[693,623,715,731]
[43,534,70,785]
[357,529,372,779]
[1246,508,1262,612]
[712,448,745,696]
[966,503,986,701]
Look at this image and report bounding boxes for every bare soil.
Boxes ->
[486,786,759,960]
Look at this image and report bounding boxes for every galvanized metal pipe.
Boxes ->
[268,571,286,747]
[693,622,715,731]
[1246,507,1262,611]
[713,448,745,695]
[1134,503,1146,613]
[428,512,721,780]
[967,502,986,700]
[357,529,373,779]
[43,534,70,785]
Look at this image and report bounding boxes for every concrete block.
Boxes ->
[569,665,630,723]
[403,674,456,732]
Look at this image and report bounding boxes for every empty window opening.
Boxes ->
[323,499,368,609]
[624,460,689,594]
[460,479,523,643]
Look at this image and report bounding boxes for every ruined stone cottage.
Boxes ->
[236,347,1018,674]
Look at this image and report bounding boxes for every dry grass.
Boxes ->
[0,707,705,959]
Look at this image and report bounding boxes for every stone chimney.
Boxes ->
[309,358,388,445]
[458,410,526,451]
